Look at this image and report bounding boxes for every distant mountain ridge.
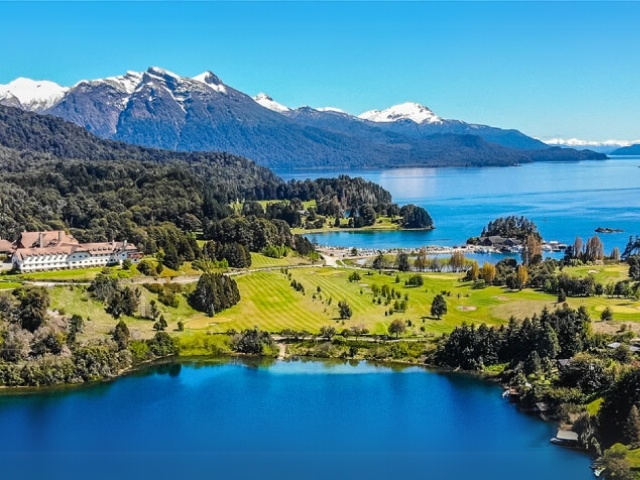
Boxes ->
[611,144,640,155]
[0,67,606,168]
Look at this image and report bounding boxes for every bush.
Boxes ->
[231,328,275,355]
[137,259,158,276]
[405,274,424,287]
[147,332,178,357]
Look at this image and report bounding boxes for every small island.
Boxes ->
[595,227,625,234]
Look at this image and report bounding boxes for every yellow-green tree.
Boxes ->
[481,262,496,284]
[516,265,529,290]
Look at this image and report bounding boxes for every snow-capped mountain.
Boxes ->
[0,78,68,112]
[0,67,606,168]
[544,137,637,154]
[359,102,443,124]
[253,93,291,113]
[192,70,226,92]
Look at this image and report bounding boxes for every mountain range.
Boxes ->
[610,144,640,155]
[0,67,606,168]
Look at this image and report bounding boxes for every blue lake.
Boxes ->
[276,157,640,254]
[0,359,592,480]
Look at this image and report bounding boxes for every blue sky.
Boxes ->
[1,1,639,142]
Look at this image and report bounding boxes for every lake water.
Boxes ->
[0,359,592,480]
[276,157,640,255]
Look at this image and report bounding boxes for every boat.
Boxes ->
[550,429,579,447]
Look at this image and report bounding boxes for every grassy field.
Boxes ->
[292,215,402,234]
[15,266,113,282]
[0,281,21,290]
[228,199,318,213]
[249,252,316,268]
[47,282,211,342]
[40,261,640,341]
[184,268,560,335]
[565,263,630,285]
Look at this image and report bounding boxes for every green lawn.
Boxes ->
[185,268,564,336]
[249,252,315,268]
[564,263,630,285]
[17,267,113,282]
[45,264,640,341]
[292,215,401,234]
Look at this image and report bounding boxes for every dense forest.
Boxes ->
[433,305,639,458]
[0,106,402,248]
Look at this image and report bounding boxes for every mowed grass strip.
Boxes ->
[200,271,323,332]
[249,253,314,269]
[194,268,571,336]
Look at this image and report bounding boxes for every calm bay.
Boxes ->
[0,359,592,480]
[277,157,640,256]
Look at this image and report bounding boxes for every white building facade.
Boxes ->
[9,231,142,272]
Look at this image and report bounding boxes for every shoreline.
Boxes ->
[0,348,598,476]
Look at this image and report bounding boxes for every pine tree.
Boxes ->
[338,300,352,319]
[113,320,130,350]
[625,404,640,447]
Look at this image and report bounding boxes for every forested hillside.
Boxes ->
[0,106,397,246]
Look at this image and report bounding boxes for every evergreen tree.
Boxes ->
[163,241,182,270]
[625,405,640,447]
[153,315,168,331]
[558,288,567,303]
[112,320,130,350]
[338,300,353,319]
[15,287,49,333]
[431,294,447,319]
[189,273,240,316]
[106,286,140,319]
[396,253,411,272]
[524,350,542,375]
[599,369,640,447]
[67,314,84,344]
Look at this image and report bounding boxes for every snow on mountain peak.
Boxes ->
[359,102,442,124]
[0,77,68,111]
[103,71,143,94]
[146,66,180,79]
[543,137,637,148]
[317,107,348,114]
[192,71,227,93]
[253,92,290,113]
